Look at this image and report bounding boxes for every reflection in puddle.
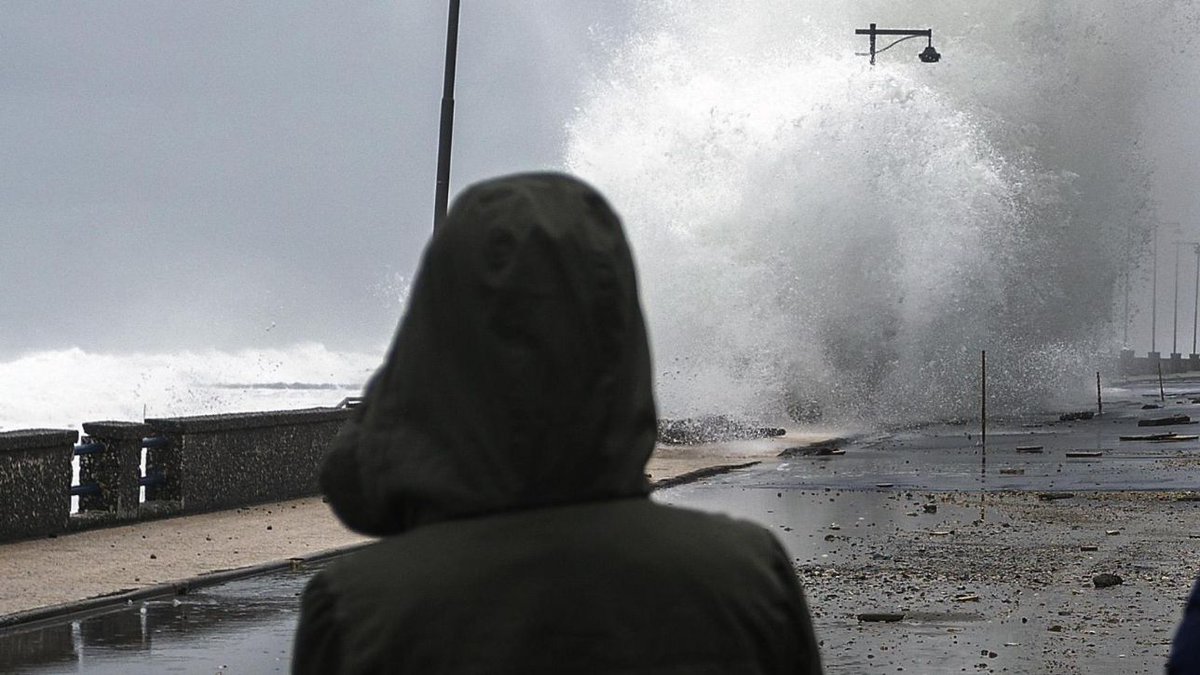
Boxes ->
[0,566,321,674]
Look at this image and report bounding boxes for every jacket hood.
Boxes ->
[321,173,658,536]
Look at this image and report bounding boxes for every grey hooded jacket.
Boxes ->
[292,173,823,674]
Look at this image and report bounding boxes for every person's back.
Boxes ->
[292,173,822,674]
[298,500,817,674]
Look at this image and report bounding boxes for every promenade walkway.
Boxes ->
[0,430,836,623]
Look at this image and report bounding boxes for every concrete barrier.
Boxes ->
[144,407,350,514]
[0,407,351,542]
[0,429,78,542]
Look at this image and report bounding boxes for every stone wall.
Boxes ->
[145,408,350,514]
[0,429,78,541]
[0,407,351,542]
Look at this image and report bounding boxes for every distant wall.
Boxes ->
[1119,349,1200,376]
[0,407,351,543]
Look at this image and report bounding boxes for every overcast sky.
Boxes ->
[4,2,1200,361]
[0,2,634,358]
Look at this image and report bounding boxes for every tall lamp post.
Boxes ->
[1177,241,1200,365]
[1191,243,1200,361]
[433,0,462,230]
[1174,240,1182,359]
[1151,224,1159,358]
[854,24,941,65]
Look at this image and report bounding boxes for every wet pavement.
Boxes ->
[3,377,1199,673]
[736,379,1200,493]
[0,566,319,674]
[650,378,1200,674]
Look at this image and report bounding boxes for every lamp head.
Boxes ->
[919,45,941,63]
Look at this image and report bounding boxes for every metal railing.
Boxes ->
[69,437,169,498]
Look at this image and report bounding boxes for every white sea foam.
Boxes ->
[0,344,384,431]
[567,1,1177,423]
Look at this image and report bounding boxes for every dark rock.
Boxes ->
[923,503,938,513]
[1037,492,1075,501]
[1092,573,1123,588]
[1059,411,1095,421]
[778,443,845,458]
[1143,404,1162,410]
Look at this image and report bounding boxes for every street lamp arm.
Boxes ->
[855,34,925,58]
[854,28,932,38]
[854,24,939,65]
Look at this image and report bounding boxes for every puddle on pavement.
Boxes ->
[0,566,322,674]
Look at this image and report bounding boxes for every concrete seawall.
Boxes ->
[0,407,351,543]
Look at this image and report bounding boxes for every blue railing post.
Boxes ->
[78,421,153,519]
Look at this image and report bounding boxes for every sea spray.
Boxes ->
[565,1,1174,424]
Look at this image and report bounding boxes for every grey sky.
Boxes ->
[4,1,1200,363]
[0,2,633,357]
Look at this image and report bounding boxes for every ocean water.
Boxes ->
[0,343,382,432]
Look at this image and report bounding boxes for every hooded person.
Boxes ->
[292,173,823,674]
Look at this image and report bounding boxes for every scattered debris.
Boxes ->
[857,612,906,622]
[1038,492,1075,501]
[1120,433,1180,441]
[658,415,785,444]
[999,468,1025,475]
[1059,411,1095,421]
[1137,414,1191,427]
[953,593,980,602]
[778,443,844,458]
